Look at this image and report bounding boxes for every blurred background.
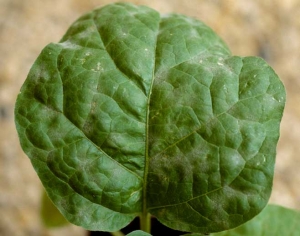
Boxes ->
[1,0,299,235]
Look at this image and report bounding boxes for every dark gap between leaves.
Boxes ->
[88,217,186,235]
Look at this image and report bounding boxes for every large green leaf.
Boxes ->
[15,2,285,234]
[211,204,300,235]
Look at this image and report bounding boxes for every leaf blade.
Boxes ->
[15,3,161,231]
[147,49,285,232]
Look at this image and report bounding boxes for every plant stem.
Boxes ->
[140,212,151,233]
[110,231,125,236]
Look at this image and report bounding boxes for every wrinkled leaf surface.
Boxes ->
[15,2,285,233]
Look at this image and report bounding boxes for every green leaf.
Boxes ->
[14,2,285,234]
[211,204,300,235]
[127,230,152,236]
[40,189,69,228]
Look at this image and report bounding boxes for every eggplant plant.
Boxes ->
[15,3,286,235]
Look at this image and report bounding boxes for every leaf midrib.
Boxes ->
[142,15,162,217]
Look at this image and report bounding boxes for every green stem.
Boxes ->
[110,231,125,236]
[140,212,151,233]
